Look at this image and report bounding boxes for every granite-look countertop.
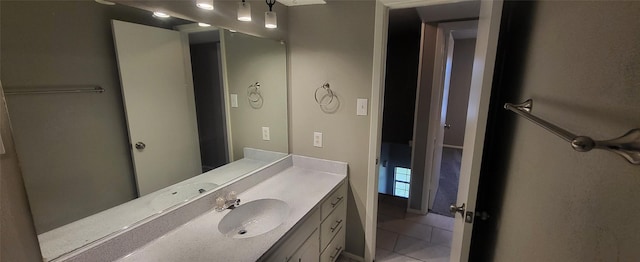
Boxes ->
[116,156,346,261]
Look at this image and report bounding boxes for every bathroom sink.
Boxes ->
[218,199,289,238]
[151,182,218,211]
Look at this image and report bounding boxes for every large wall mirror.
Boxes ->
[0,1,288,260]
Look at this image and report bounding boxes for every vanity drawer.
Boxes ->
[266,208,320,262]
[321,183,346,221]
[320,227,345,262]
[320,201,346,252]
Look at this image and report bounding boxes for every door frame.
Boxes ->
[425,21,478,212]
[365,0,504,261]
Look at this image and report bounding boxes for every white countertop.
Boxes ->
[116,163,346,261]
[41,148,286,262]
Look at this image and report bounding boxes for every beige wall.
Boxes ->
[490,2,640,261]
[1,1,143,233]
[443,38,475,147]
[288,1,375,256]
[222,30,288,160]
[0,83,42,261]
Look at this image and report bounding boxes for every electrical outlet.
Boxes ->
[262,127,270,141]
[313,132,323,148]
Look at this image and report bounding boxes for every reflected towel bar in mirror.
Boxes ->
[4,85,105,95]
[504,99,640,165]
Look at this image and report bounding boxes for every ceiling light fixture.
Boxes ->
[237,0,252,22]
[153,12,171,18]
[198,22,212,27]
[196,0,214,10]
[265,0,277,29]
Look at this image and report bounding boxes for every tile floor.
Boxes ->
[376,194,453,262]
[337,194,454,262]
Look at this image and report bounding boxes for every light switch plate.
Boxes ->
[357,98,368,116]
[230,94,238,108]
[262,127,270,141]
[313,132,323,147]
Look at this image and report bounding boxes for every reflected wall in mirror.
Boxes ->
[0,1,288,260]
[221,29,289,161]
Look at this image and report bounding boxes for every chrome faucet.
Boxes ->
[224,199,241,210]
[215,191,240,212]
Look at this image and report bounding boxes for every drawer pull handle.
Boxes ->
[330,196,344,207]
[330,219,343,232]
[330,246,343,261]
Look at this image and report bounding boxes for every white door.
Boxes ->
[426,30,456,210]
[449,1,504,261]
[112,20,201,196]
[427,19,479,210]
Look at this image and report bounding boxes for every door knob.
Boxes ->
[135,142,146,150]
[449,203,465,217]
[444,123,451,129]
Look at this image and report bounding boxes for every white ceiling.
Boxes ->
[452,29,477,39]
[416,0,480,22]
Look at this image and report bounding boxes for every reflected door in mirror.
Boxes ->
[112,20,201,195]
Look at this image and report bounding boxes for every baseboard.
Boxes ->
[443,144,463,149]
[341,251,365,261]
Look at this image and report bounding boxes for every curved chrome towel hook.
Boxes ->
[504,99,640,165]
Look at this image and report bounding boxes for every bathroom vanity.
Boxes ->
[52,154,347,261]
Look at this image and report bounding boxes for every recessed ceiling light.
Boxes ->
[197,3,214,10]
[198,23,211,27]
[153,12,171,18]
[229,29,237,33]
[94,0,115,5]
[196,0,214,10]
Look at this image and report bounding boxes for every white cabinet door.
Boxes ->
[112,20,201,196]
[292,230,319,262]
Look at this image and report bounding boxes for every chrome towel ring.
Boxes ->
[247,82,261,103]
[315,83,334,106]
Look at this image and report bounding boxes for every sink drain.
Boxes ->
[238,229,247,235]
